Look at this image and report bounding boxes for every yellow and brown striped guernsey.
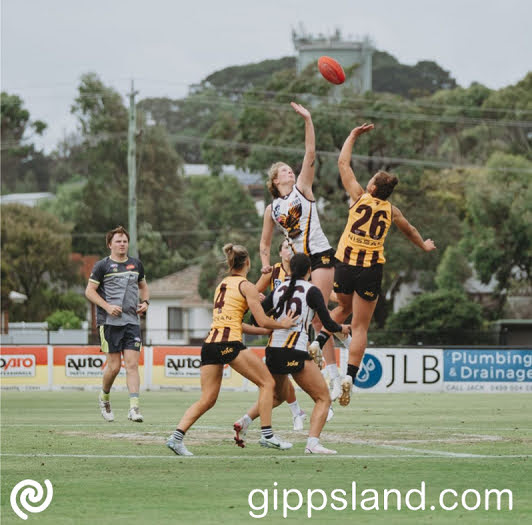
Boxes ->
[335,193,393,267]
[205,276,248,343]
[269,262,288,291]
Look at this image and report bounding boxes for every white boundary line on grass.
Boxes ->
[3,424,532,432]
[2,453,531,460]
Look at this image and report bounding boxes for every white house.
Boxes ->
[145,266,212,345]
[0,192,55,207]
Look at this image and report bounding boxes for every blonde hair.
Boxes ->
[267,162,287,198]
[223,244,249,271]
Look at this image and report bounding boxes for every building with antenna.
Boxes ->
[292,25,374,92]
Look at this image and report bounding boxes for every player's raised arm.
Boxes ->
[291,102,316,199]
[259,204,274,274]
[338,123,374,202]
[392,206,436,252]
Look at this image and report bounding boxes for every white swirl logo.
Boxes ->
[10,479,53,520]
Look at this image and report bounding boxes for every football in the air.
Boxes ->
[317,56,346,85]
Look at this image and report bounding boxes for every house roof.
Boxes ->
[149,265,210,306]
[71,253,100,280]
[0,192,55,207]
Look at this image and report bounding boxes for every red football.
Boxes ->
[318,56,346,85]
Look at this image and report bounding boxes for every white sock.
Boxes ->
[306,436,319,449]
[288,401,302,418]
[242,414,253,426]
[326,364,339,379]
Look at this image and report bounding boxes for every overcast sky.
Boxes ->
[2,0,531,152]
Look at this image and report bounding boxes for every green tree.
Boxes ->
[481,72,532,157]
[385,290,485,345]
[184,175,262,299]
[138,222,186,280]
[435,244,472,290]
[136,124,202,256]
[372,58,457,98]
[203,57,296,91]
[463,152,532,302]
[53,73,203,258]
[45,310,82,330]
[1,204,79,320]
[43,289,87,320]
[1,92,48,193]
[201,112,239,175]
[40,177,88,236]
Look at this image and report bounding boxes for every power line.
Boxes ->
[170,134,532,175]
[6,77,532,118]
[212,85,532,117]
[3,127,530,175]
[168,93,532,129]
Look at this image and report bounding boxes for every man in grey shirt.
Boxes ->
[85,226,150,423]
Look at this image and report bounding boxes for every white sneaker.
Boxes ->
[98,395,114,422]
[259,435,293,450]
[293,411,307,431]
[339,375,354,406]
[166,437,193,456]
[308,341,324,369]
[326,405,334,422]
[305,443,337,455]
[128,406,144,422]
[233,417,250,448]
[329,376,342,401]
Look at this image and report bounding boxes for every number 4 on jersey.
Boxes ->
[214,284,227,312]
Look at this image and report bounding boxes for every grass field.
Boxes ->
[1,390,531,524]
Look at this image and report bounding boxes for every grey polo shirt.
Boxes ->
[89,256,146,326]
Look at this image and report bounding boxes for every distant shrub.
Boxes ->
[46,310,82,330]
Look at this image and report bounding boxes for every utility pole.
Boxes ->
[127,79,139,257]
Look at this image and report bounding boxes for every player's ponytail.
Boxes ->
[273,253,311,317]
[223,244,249,272]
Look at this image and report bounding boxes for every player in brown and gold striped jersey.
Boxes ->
[166,244,298,456]
[314,123,436,407]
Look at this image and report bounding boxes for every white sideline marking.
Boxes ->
[2,453,531,460]
[3,423,532,432]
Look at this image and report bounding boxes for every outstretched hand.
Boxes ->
[423,239,437,252]
[280,308,300,329]
[291,102,311,120]
[351,123,374,139]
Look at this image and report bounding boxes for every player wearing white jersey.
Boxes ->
[255,239,307,431]
[234,254,350,455]
[259,102,342,401]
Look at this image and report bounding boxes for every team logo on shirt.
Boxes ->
[275,200,302,239]
[126,264,135,270]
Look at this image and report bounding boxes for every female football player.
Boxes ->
[166,244,298,456]
[260,102,342,401]
[234,253,350,454]
[313,123,436,406]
